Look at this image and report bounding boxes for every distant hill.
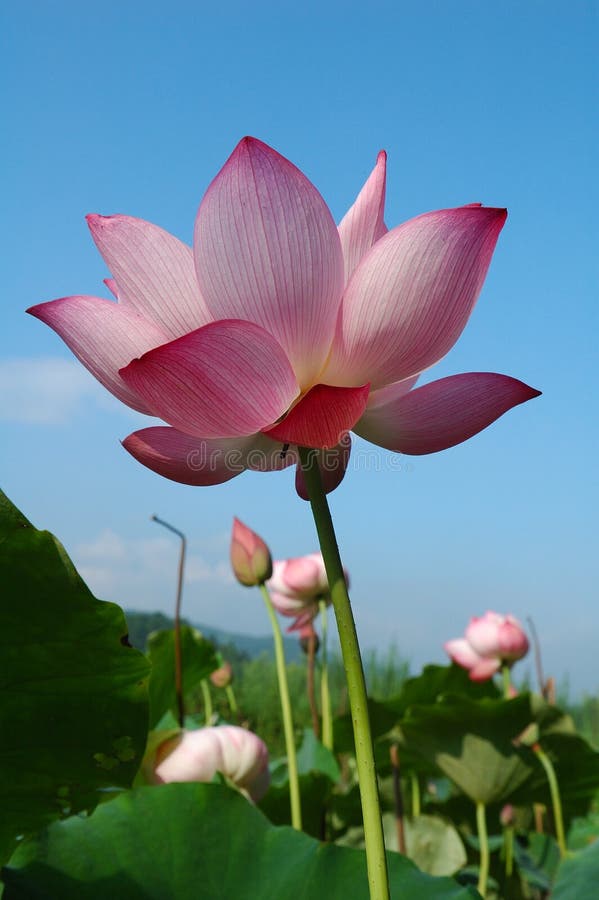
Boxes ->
[124,609,304,664]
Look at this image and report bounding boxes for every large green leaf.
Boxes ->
[0,490,149,862]
[399,694,534,804]
[382,813,467,876]
[551,840,599,899]
[2,783,480,899]
[147,626,219,726]
[296,727,341,783]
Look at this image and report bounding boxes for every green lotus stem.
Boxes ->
[410,772,421,817]
[476,801,490,898]
[226,684,238,716]
[259,583,302,831]
[504,825,514,877]
[502,664,512,699]
[200,679,213,724]
[319,599,333,751]
[299,446,390,900]
[534,744,567,857]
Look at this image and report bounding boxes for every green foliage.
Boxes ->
[0,490,149,864]
[147,626,219,726]
[3,783,479,899]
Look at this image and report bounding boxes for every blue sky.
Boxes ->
[2,2,597,693]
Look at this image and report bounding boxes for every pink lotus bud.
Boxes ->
[230,518,273,586]
[297,621,320,655]
[499,804,515,827]
[154,725,270,801]
[445,611,529,681]
[210,661,233,688]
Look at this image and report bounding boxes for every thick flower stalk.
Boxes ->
[445,611,530,681]
[153,725,270,802]
[29,137,540,493]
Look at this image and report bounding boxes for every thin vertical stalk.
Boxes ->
[389,744,407,855]
[502,664,512,700]
[504,825,514,877]
[476,801,490,898]
[200,679,213,724]
[319,600,333,751]
[534,744,567,857]
[299,447,389,900]
[410,773,421,817]
[306,634,320,738]
[226,685,238,717]
[259,584,302,831]
[151,515,186,728]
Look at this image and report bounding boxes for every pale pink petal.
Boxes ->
[295,434,352,500]
[468,658,502,681]
[338,150,388,284]
[263,383,369,449]
[324,206,507,389]
[193,137,344,388]
[354,373,541,455]
[27,296,169,413]
[366,375,419,410]
[120,319,299,438]
[286,607,320,633]
[283,555,328,596]
[444,638,484,670]
[268,590,310,617]
[87,214,212,338]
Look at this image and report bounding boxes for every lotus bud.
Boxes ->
[230,517,272,586]
[154,725,270,801]
[210,661,233,689]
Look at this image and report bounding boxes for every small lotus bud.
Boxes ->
[298,623,320,655]
[230,518,273,586]
[499,804,515,827]
[210,661,233,688]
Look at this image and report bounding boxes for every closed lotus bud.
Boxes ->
[230,518,273,586]
[153,725,270,801]
[297,622,320,655]
[210,661,233,689]
[499,804,515,827]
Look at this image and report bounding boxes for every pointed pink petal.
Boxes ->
[338,150,387,284]
[87,214,212,338]
[193,137,344,388]
[120,319,299,438]
[122,428,253,485]
[355,373,541,455]
[444,638,483,670]
[104,278,119,298]
[325,206,507,389]
[295,434,351,499]
[264,383,369,449]
[27,296,170,413]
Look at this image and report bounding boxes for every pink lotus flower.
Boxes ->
[230,517,272,586]
[267,552,348,631]
[209,660,233,689]
[153,725,270,801]
[29,138,540,497]
[445,611,530,681]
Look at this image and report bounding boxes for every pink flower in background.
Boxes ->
[267,552,348,631]
[153,725,270,801]
[29,137,539,497]
[209,661,233,689]
[445,611,530,681]
[230,517,273,587]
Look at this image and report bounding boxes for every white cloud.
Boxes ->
[0,356,155,425]
[0,357,101,424]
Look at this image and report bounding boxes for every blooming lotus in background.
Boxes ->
[445,611,530,681]
[209,661,233,689]
[153,725,269,802]
[267,552,348,631]
[29,137,540,497]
